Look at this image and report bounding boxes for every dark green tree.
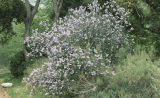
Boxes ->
[0,0,41,58]
[117,0,160,56]
[145,0,160,56]
[0,0,25,43]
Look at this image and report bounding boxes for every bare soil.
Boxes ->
[0,86,9,98]
[0,69,10,98]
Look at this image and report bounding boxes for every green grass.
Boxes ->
[24,57,49,76]
[1,43,160,98]
[0,23,24,68]
[90,50,160,98]
[0,22,49,98]
[0,58,48,98]
[0,23,27,98]
[0,72,29,98]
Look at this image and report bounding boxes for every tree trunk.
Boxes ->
[24,20,31,59]
[54,12,60,21]
[53,0,63,21]
[24,0,40,59]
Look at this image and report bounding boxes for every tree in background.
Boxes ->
[44,0,95,20]
[43,0,114,20]
[117,0,160,56]
[0,0,41,58]
[0,0,25,43]
[53,0,63,21]
[145,0,160,56]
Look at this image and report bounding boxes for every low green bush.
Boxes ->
[90,50,160,98]
[10,51,26,78]
[154,40,160,56]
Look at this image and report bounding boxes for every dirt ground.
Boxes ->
[0,71,10,98]
[0,86,9,98]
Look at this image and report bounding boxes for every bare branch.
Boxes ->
[32,0,41,17]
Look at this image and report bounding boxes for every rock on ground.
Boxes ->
[1,83,13,88]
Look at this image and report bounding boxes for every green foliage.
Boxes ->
[0,23,24,69]
[10,51,26,78]
[43,0,108,19]
[1,0,160,97]
[2,46,160,97]
[154,40,160,56]
[116,47,131,64]
[109,52,160,97]
[43,0,82,19]
[24,57,49,75]
[117,0,160,56]
[91,49,160,98]
[31,10,50,33]
[0,0,26,43]
[0,69,30,98]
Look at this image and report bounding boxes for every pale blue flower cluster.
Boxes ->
[23,0,133,96]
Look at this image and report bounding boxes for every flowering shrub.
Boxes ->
[26,0,133,62]
[24,46,107,96]
[67,0,134,61]
[23,0,134,97]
